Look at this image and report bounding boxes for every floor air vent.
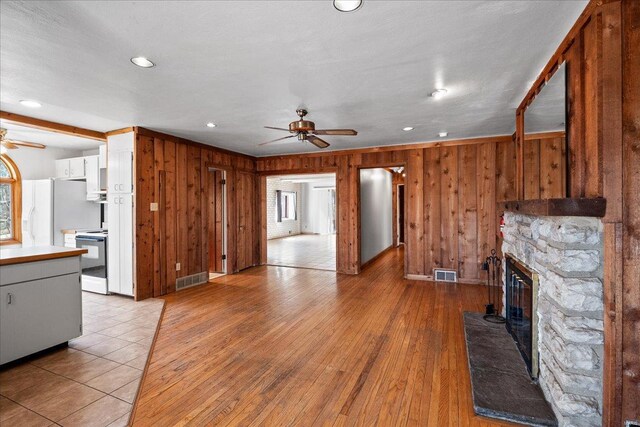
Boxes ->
[434,269,457,283]
[176,272,208,291]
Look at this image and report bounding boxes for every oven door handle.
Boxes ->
[76,237,106,242]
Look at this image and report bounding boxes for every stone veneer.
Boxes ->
[502,212,604,427]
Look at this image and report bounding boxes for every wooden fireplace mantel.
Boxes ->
[501,198,606,218]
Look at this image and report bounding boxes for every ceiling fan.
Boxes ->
[0,128,46,150]
[260,109,357,149]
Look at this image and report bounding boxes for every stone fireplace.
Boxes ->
[502,212,604,427]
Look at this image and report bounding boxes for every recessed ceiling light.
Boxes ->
[439,131,448,137]
[402,127,414,131]
[334,0,363,12]
[206,122,217,128]
[19,99,41,108]
[431,89,448,99]
[130,57,155,68]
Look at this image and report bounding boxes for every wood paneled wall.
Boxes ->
[133,127,259,301]
[523,133,566,200]
[515,0,638,423]
[257,137,517,281]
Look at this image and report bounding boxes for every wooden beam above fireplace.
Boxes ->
[501,197,606,217]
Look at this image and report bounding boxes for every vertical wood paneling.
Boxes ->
[406,149,424,275]
[566,31,586,197]
[477,142,496,263]
[458,145,478,280]
[424,147,441,275]
[175,143,189,275]
[186,145,201,275]
[523,138,541,200]
[135,135,155,300]
[621,0,640,419]
[601,2,623,223]
[336,156,351,274]
[539,137,566,198]
[439,146,458,271]
[163,139,177,294]
[582,15,603,198]
[153,138,165,297]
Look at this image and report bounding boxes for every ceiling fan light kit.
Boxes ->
[261,109,357,149]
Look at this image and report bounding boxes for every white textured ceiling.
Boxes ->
[0,121,103,150]
[0,1,587,156]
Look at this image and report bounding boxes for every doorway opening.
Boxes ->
[359,166,405,270]
[265,173,336,271]
[207,167,227,279]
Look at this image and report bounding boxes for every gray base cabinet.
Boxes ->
[0,257,83,365]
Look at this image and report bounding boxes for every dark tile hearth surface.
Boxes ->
[463,312,557,427]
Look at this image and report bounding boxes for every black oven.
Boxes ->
[76,234,107,279]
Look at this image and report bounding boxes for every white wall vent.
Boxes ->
[176,272,208,291]
[434,269,457,283]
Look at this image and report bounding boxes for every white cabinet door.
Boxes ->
[99,145,107,169]
[119,194,134,296]
[69,157,86,179]
[55,159,70,179]
[119,151,133,194]
[0,273,82,364]
[108,194,121,294]
[85,156,100,200]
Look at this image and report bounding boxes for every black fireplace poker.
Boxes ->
[482,249,506,324]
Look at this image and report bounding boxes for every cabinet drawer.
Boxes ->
[0,257,81,286]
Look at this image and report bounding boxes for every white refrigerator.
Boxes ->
[22,179,100,247]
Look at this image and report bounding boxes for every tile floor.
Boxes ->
[267,234,336,271]
[0,292,163,427]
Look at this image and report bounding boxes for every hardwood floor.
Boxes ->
[132,248,516,426]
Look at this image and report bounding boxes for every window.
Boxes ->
[0,155,21,244]
[276,190,297,222]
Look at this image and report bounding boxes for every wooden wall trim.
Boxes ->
[0,110,107,141]
[256,134,513,163]
[516,0,598,112]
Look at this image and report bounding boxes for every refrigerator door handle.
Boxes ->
[29,207,36,241]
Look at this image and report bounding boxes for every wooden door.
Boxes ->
[208,170,225,274]
[398,184,405,244]
[236,171,255,271]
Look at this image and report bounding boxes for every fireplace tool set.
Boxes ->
[482,249,505,323]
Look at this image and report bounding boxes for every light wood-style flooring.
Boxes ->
[267,234,336,271]
[132,248,516,426]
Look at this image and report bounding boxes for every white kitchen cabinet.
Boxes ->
[0,255,82,365]
[99,144,107,169]
[55,157,86,179]
[55,159,70,178]
[85,155,100,201]
[108,151,133,194]
[69,157,86,179]
[108,193,133,296]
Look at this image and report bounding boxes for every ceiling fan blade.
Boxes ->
[307,135,330,149]
[1,140,18,149]
[312,129,357,136]
[264,126,291,132]
[4,139,46,149]
[258,135,296,146]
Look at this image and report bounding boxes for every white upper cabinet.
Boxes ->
[85,155,100,200]
[99,144,107,169]
[69,157,85,179]
[55,157,86,179]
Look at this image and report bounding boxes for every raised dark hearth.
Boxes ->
[463,312,556,426]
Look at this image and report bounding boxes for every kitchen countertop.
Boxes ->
[0,246,88,266]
